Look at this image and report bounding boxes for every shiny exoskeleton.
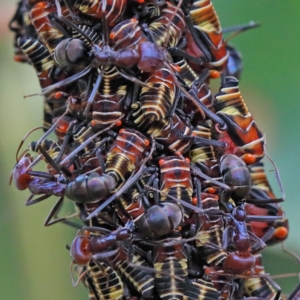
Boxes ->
[219,154,251,206]
[9,1,289,299]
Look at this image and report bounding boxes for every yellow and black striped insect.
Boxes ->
[242,254,281,300]
[213,76,265,164]
[152,232,188,300]
[159,156,194,218]
[245,162,288,246]
[183,0,228,78]
[183,278,218,300]
[30,1,68,55]
[131,68,177,135]
[65,0,127,26]
[146,1,186,48]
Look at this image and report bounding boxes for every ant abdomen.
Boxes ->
[220,154,251,203]
[65,173,116,203]
[136,202,183,237]
[54,38,89,67]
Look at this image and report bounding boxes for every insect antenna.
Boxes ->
[223,21,261,42]
[264,140,285,201]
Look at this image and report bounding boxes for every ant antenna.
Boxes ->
[15,126,43,161]
[263,137,285,201]
[223,21,261,42]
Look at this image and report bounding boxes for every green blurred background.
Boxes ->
[0,0,300,299]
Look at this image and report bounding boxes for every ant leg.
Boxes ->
[70,261,88,288]
[26,193,51,206]
[94,148,105,174]
[44,196,78,226]
[193,177,202,210]
[181,9,211,61]
[42,66,91,96]
[118,69,152,88]
[38,144,72,177]
[167,88,181,129]
[189,88,227,130]
[265,276,281,300]
[60,0,80,21]
[222,21,260,35]
[247,230,266,253]
[50,15,71,38]
[84,70,103,116]
[181,134,227,149]
[54,129,74,164]
[168,47,205,66]
[287,282,300,300]
[152,177,160,205]
[27,171,56,180]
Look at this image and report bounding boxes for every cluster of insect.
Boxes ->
[9,0,299,299]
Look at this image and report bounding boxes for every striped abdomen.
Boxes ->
[71,0,127,26]
[243,254,278,299]
[214,76,265,163]
[195,225,227,266]
[87,260,124,300]
[72,25,101,47]
[245,163,289,245]
[111,246,155,298]
[189,0,228,71]
[175,58,198,88]
[183,278,218,300]
[132,68,176,134]
[189,122,220,180]
[105,129,149,190]
[110,18,148,51]
[148,2,186,47]
[17,37,54,89]
[91,66,128,129]
[159,156,193,217]
[30,2,65,54]
[153,239,188,300]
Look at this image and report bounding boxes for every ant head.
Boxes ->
[12,154,33,190]
[70,234,92,265]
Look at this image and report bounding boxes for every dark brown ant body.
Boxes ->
[114,167,184,238]
[219,154,251,208]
